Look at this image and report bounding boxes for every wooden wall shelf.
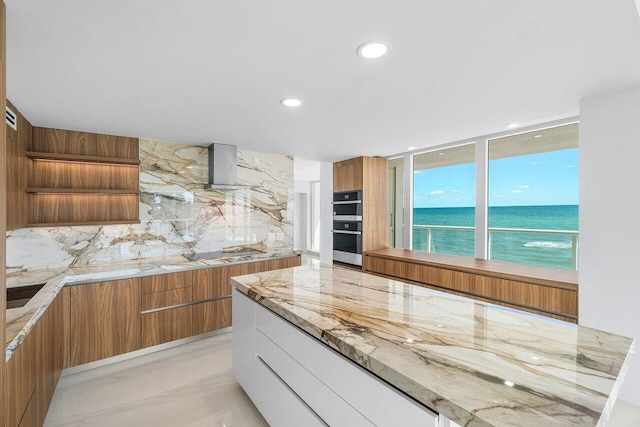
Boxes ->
[26,151,141,166]
[25,128,141,227]
[26,188,141,195]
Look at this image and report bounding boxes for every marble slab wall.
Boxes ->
[6,139,293,273]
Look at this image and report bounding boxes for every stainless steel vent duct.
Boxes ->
[206,143,249,190]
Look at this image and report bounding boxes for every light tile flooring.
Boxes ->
[44,333,268,427]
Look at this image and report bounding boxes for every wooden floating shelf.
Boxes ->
[25,151,141,166]
[26,220,141,228]
[26,188,140,195]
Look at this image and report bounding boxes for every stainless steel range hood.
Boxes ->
[206,143,250,190]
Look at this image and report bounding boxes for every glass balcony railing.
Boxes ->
[412,225,578,270]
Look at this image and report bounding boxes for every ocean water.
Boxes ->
[412,205,578,270]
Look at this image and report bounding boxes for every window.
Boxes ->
[413,144,476,257]
[309,181,321,253]
[406,119,579,271]
[488,123,579,270]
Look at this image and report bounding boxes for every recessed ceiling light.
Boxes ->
[281,98,302,107]
[507,123,520,129]
[357,41,391,59]
[534,134,542,138]
[408,146,416,150]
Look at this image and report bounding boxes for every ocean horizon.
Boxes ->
[412,204,578,270]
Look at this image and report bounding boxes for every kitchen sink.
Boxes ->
[6,283,45,309]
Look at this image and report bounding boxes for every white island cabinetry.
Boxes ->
[232,289,439,427]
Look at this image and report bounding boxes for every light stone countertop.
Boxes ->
[231,264,635,427]
[5,251,299,360]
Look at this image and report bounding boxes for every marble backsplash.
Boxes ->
[6,139,293,273]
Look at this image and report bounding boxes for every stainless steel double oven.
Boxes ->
[332,190,363,267]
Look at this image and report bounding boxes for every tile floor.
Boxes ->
[44,333,268,427]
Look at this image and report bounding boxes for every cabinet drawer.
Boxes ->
[141,271,192,294]
[141,305,193,347]
[141,287,193,311]
[309,376,374,427]
[308,329,437,427]
[256,330,310,401]
[192,298,232,335]
[256,304,310,368]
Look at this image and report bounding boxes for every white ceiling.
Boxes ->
[5,1,640,162]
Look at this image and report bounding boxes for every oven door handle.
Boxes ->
[331,200,362,205]
[331,230,362,235]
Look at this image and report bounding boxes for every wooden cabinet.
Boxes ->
[26,127,140,227]
[69,278,142,366]
[191,256,300,335]
[5,100,32,230]
[333,156,389,263]
[141,271,194,347]
[6,292,64,427]
[333,157,363,193]
[363,248,579,322]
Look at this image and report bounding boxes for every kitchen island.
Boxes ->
[231,264,635,427]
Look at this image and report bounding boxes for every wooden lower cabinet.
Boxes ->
[363,250,578,322]
[142,305,193,347]
[193,298,232,335]
[6,292,64,427]
[69,278,142,366]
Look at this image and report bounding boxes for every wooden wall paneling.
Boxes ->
[193,298,232,335]
[6,100,32,230]
[141,306,193,347]
[29,162,139,191]
[69,279,142,366]
[1,0,7,422]
[28,194,139,225]
[141,287,193,312]
[141,271,192,294]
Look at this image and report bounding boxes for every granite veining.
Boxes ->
[231,264,635,427]
[6,252,298,361]
[6,139,293,273]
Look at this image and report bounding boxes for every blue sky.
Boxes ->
[413,148,579,208]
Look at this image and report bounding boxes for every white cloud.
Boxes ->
[565,164,576,168]
[531,161,541,165]
[515,185,530,189]
[414,170,424,175]
[451,189,460,194]
[439,183,445,186]
[512,190,523,193]
[429,190,444,196]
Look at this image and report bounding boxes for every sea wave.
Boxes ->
[523,241,572,249]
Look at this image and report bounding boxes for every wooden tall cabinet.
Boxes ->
[333,156,389,255]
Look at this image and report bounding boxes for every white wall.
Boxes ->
[319,162,333,264]
[580,84,640,405]
[293,192,308,251]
